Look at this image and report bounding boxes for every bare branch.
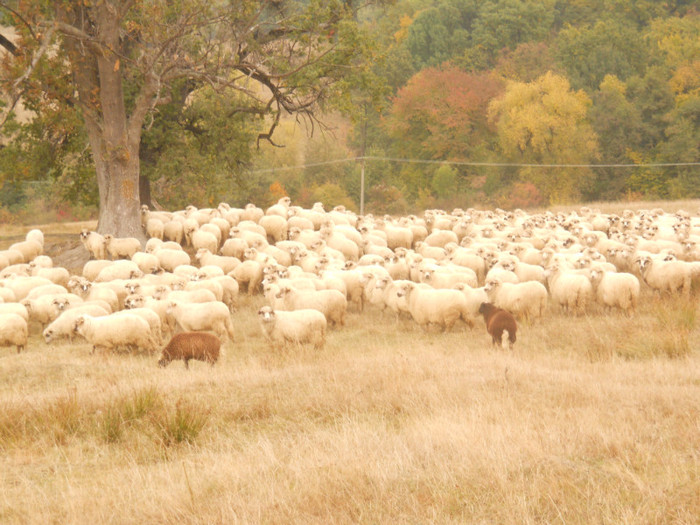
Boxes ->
[13,25,55,89]
[0,2,38,41]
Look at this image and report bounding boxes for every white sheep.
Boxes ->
[145,218,165,240]
[419,265,478,289]
[0,276,53,301]
[545,264,593,315]
[32,267,70,288]
[82,259,113,281]
[635,255,695,296]
[166,300,235,341]
[155,248,191,272]
[484,277,548,322]
[452,283,489,322]
[9,239,43,263]
[43,303,111,344]
[80,230,107,260]
[25,228,45,248]
[0,313,28,353]
[0,302,29,322]
[104,234,142,260]
[131,251,161,274]
[163,220,184,244]
[258,305,326,349]
[22,292,83,327]
[94,260,143,282]
[276,286,347,327]
[394,281,471,331]
[191,229,219,254]
[25,283,69,301]
[72,313,159,354]
[195,249,239,274]
[259,214,288,244]
[112,307,164,345]
[231,259,264,295]
[589,267,640,314]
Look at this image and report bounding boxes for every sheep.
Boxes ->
[69,279,121,312]
[259,214,288,244]
[589,267,640,314]
[131,251,161,274]
[25,283,69,300]
[478,302,517,350]
[231,259,264,295]
[43,304,111,344]
[154,248,191,272]
[103,234,142,260]
[155,288,217,304]
[191,229,219,254]
[258,305,327,349]
[0,249,24,266]
[72,313,159,354]
[112,307,164,345]
[80,229,107,260]
[166,300,235,342]
[0,303,29,322]
[145,218,164,240]
[265,196,292,218]
[195,249,239,274]
[483,277,548,322]
[163,220,184,244]
[275,286,347,327]
[33,266,70,288]
[9,239,43,263]
[221,237,249,259]
[394,281,472,331]
[25,228,44,248]
[94,260,143,282]
[452,283,489,322]
[0,276,53,301]
[545,264,593,315]
[0,286,15,302]
[185,279,224,302]
[635,255,696,296]
[420,265,479,289]
[82,259,113,281]
[124,294,174,335]
[0,313,28,353]
[22,293,83,328]
[157,332,221,368]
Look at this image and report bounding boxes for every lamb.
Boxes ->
[0,313,28,353]
[484,277,548,322]
[80,229,107,260]
[103,234,142,260]
[589,267,640,314]
[157,332,221,368]
[394,281,472,331]
[166,300,235,342]
[275,286,347,327]
[258,305,327,349]
[72,313,159,354]
[43,303,111,344]
[478,302,517,350]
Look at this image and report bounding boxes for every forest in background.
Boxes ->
[0,0,698,222]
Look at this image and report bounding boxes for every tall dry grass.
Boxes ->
[0,292,698,524]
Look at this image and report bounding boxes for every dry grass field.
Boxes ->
[0,203,699,524]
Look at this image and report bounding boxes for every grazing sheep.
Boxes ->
[94,260,143,282]
[131,251,161,274]
[33,266,70,288]
[394,281,472,331]
[104,234,142,260]
[545,264,593,315]
[0,276,53,301]
[157,332,221,368]
[43,304,111,344]
[258,306,326,349]
[166,300,235,342]
[0,313,29,353]
[82,259,113,281]
[195,249,239,274]
[72,313,159,354]
[589,267,640,314]
[154,248,191,272]
[478,302,517,350]
[9,239,43,263]
[276,286,347,327]
[0,303,29,322]
[484,277,548,322]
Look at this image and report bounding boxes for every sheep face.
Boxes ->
[258,306,276,324]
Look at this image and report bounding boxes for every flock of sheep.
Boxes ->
[1,197,700,363]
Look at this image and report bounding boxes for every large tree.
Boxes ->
[1,0,375,236]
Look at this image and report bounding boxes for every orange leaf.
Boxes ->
[113,59,120,72]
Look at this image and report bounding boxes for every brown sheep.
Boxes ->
[158,332,221,369]
[478,302,517,350]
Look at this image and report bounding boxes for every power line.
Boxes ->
[248,155,700,174]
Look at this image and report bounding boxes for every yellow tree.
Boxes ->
[488,72,599,204]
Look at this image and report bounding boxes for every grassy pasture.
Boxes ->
[1,205,699,524]
[0,293,698,524]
